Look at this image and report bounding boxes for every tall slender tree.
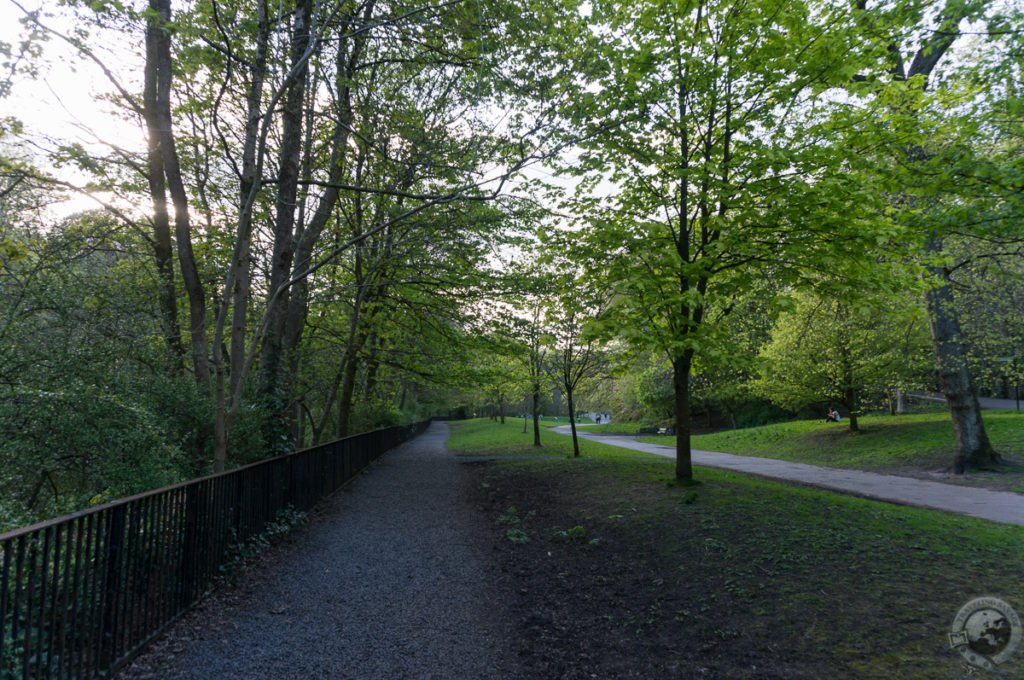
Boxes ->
[559,0,898,480]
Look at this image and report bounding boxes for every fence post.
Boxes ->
[181,485,199,607]
[99,504,127,670]
[0,541,10,672]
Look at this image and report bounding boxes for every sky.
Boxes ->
[2,0,147,184]
[0,0,575,221]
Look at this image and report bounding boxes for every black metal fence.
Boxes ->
[0,420,430,679]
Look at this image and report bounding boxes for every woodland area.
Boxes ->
[0,0,1021,530]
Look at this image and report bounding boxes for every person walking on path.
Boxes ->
[118,422,520,680]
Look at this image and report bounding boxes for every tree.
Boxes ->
[523,305,547,446]
[754,291,932,432]
[0,207,210,528]
[688,287,778,429]
[484,272,555,447]
[7,0,567,474]
[847,0,1024,471]
[143,0,210,387]
[558,0,898,481]
[954,251,1024,400]
[476,341,530,425]
[543,273,607,457]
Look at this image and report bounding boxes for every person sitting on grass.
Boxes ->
[825,408,839,423]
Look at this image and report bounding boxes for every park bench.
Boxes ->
[635,426,676,437]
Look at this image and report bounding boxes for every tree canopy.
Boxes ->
[1,0,1021,526]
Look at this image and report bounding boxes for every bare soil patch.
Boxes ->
[464,457,1024,680]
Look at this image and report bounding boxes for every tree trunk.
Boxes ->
[279,77,320,446]
[258,0,312,402]
[312,356,347,445]
[142,4,184,373]
[532,381,541,446]
[673,351,694,482]
[210,0,270,473]
[296,402,306,448]
[279,17,367,412]
[150,0,209,390]
[567,388,580,458]
[842,392,859,432]
[227,0,269,404]
[839,338,859,433]
[334,272,373,438]
[924,264,1000,472]
[886,4,996,474]
[337,351,360,438]
[213,406,229,473]
[363,336,380,403]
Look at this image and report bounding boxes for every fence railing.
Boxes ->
[0,419,430,680]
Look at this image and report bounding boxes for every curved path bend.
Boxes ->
[120,422,518,680]
[552,425,1024,527]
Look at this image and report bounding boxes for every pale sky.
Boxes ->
[2,0,146,160]
[0,0,570,220]
[2,0,159,218]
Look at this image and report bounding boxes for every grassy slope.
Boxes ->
[446,417,660,459]
[454,419,1024,678]
[581,421,642,435]
[635,411,1024,493]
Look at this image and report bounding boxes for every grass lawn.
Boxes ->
[635,411,1024,494]
[454,421,1024,678]
[446,417,660,459]
[580,421,644,435]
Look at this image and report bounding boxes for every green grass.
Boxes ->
[446,418,661,459]
[488,414,586,422]
[581,421,645,435]
[471,454,1024,678]
[638,411,1024,493]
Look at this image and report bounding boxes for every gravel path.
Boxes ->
[121,422,518,680]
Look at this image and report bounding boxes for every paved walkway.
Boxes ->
[551,425,1024,527]
[910,392,1022,410]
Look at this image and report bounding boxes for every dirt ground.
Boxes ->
[463,460,814,679]
[462,457,1024,680]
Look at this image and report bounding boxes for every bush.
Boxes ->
[130,373,215,478]
[733,401,794,429]
[0,387,181,525]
